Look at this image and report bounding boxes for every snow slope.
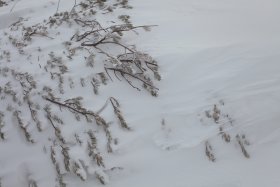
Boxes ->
[110,1,280,186]
[1,0,280,187]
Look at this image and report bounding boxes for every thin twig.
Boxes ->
[44,97,96,118]
[105,67,159,90]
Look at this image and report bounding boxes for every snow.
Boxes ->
[1,0,280,187]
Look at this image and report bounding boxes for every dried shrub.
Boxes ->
[0,0,160,185]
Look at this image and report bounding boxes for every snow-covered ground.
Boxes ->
[1,0,280,186]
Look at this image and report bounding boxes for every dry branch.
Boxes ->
[236,134,250,158]
[205,141,215,162]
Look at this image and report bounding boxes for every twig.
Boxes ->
[105,67,159,90]
[45,97,93,116]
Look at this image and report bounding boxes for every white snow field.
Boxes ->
[1,0,280,187]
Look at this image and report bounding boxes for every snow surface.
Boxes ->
[1,0,280,186]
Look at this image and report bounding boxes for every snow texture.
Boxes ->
[1,0,280,187]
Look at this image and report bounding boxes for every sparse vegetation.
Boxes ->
[202,101,250,161]
[0,0,160,185]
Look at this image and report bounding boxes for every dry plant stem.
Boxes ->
[46,114,66,144]
[236,135,250,158]
[14,111,34,143]
[0,112,5,140]
[45,97,113,152]
[61,145,71,172]
[205,141,215,162]
[105,67,159,90]
[45,97,97,118]
[73,24,157,43]
[28,32,54,40]
[96,173,105,185]
[87,131,106,166]
[110,97,130,130]
[26,99,42,132]
[117,53,159,72]
[72,19,105,37]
